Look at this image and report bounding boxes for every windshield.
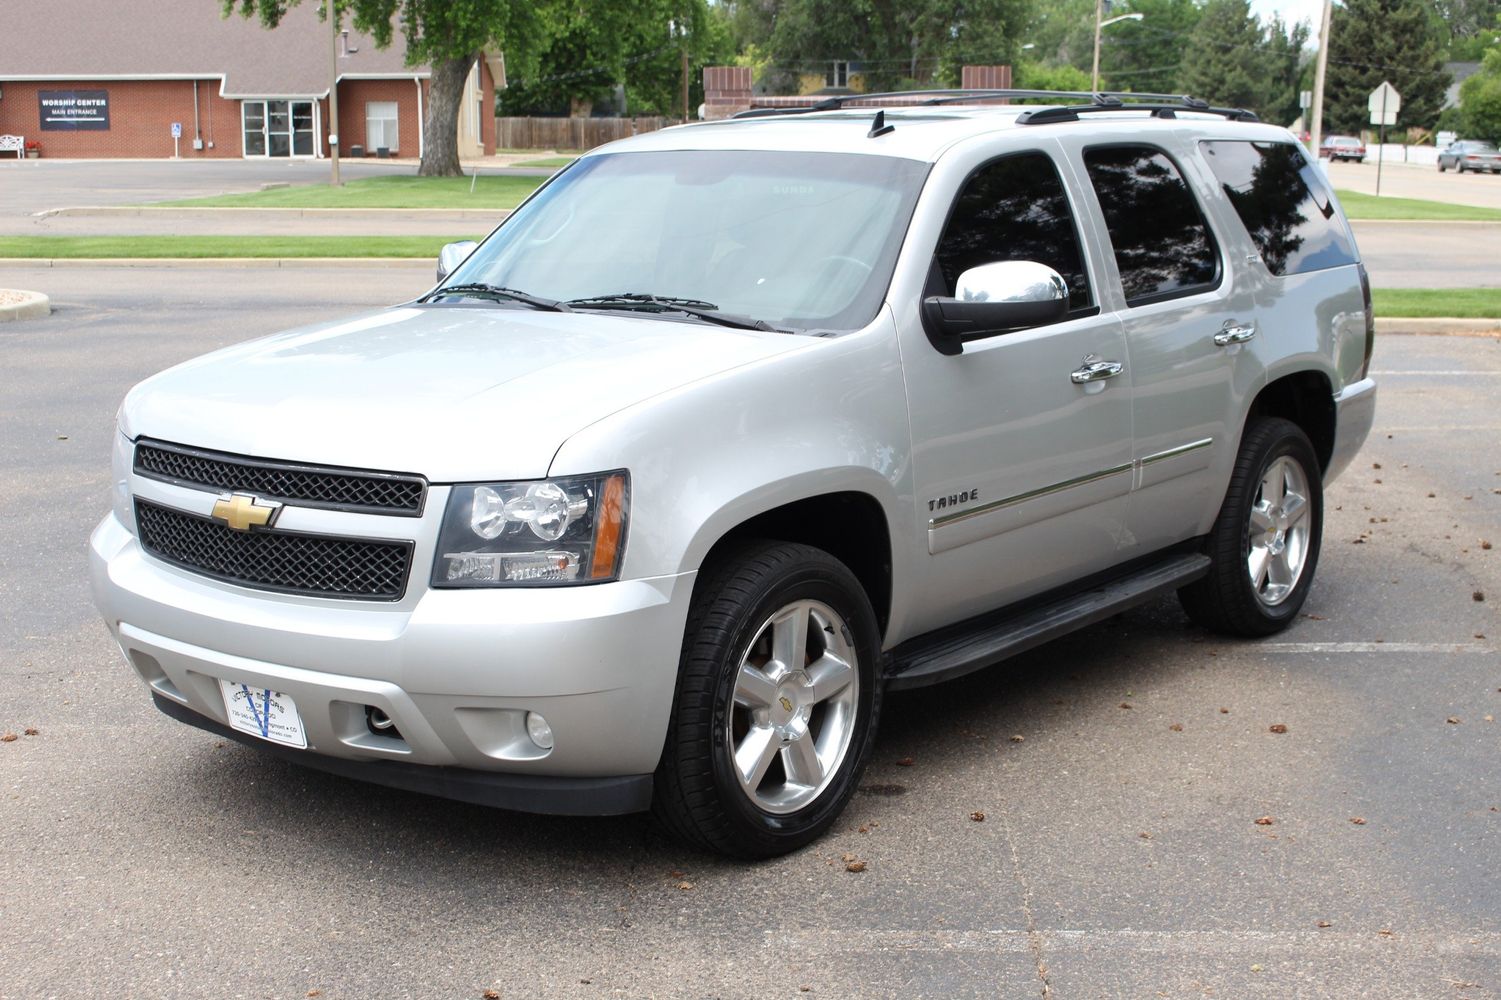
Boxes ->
[445,149,928,331]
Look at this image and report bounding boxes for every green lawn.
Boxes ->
[0,235,479,259]
[1335,190,1501,222]
[1373,287,1501,319]
[154,174,545,210]
[511,156,577,168]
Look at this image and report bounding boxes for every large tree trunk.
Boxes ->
[419,52,479,178]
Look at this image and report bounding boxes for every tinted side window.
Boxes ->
[1200,140,1357,277]
[934,152,1091,310]
[1082,146,1219,305]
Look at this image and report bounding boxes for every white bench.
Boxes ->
[0,135,23,160]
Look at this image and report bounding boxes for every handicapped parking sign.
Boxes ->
[170,122,182,138]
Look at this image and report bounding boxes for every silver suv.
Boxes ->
[91,92,1377,857]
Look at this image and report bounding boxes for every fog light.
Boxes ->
[525,711,554,750]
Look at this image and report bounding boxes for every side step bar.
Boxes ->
[884,552,1210,691]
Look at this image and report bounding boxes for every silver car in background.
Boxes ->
[1438,140,1501,173]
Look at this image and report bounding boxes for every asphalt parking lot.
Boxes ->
[1,263,1498,999]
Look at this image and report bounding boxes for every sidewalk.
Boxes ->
[1,206,508,237]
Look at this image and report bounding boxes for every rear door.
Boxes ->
[1061,138,1264,554]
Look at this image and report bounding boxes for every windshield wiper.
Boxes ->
[423,283,572,312]
[565,293,786,332]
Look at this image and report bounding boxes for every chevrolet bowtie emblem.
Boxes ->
[211,492,282,532]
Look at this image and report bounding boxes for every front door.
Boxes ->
[242,100,316,158]
[899,149,1133,636]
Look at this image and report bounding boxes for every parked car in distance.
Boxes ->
[1438,140,1501,173]
[1319,135,1366,162]
[91,92,1377,858]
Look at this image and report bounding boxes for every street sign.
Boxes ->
[170,122,182,138]
[1300,90,1312,110]
[1368,81,1400,126]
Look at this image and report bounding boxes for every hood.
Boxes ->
[121,304,806,481]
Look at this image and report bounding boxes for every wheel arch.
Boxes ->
[689,488,896,639]
[1244,369,1336,474]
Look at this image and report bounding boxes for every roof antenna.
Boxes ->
[867,109,895,139]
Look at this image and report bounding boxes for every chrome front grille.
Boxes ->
[134,439,426,515]
[134,499,413,601]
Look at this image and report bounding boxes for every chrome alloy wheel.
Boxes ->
[1247,455,1312,607]
[727,599,860,815]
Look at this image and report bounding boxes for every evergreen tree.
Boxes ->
[1178,0,1263,110]
[1459,28,1501,143]
[1324,0,1450,133]
[1101,0,1204,95]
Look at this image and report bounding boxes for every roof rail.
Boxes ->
[730,89,1257,124]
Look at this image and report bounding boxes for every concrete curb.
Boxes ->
[1376,317,1501,336]
[0,289,51,321]
[1,257,434,269]
[36,206,513,221]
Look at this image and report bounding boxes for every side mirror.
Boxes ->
[436,240,480,283]
[922,260,1069,355]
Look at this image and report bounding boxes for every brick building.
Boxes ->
[0,0,497,160]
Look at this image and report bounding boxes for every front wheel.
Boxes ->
[1179,418,1324,637]
[653,541,882,857]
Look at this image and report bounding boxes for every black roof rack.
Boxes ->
[731,89,1257,125]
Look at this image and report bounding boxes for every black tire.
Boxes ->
[1439,161,1447,173]
[1179,418,1324,637]
[1458,161,1467,174]
[653,540,882,858]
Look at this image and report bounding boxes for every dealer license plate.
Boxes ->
[218,679,308,749]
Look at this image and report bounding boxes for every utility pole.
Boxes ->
[1309,0,1332,155]
[1092,0,1104,93]
[328,1,341,186]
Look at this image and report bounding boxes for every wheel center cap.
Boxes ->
[771,673,812,740]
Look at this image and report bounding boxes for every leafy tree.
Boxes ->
[1460,36,1501,142]
[224,0,551,176]
[499,0,728,118]
[1021,0,1097,77]
[766,0,1030,92]
[1259,16,1311,126]
[1324,0,1451,133]
[1439,0,1501,60]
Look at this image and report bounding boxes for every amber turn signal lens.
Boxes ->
[588,473,628,579]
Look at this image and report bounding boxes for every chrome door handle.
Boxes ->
[1214,324,1256,346]
[1070,359,1123,383]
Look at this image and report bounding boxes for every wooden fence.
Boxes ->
[496,116,671,151]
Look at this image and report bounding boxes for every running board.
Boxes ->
[884,552,1210,691]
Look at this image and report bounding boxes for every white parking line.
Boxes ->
[1369,370,1501,376]
[1256,642,1489,654]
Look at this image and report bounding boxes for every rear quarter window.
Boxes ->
[1200,140,1358,277]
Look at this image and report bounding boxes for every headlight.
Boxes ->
[432,471,628,588]
[112,428,134,532]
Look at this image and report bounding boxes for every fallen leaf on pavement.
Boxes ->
[1269,723,1289,734]
[1120,702,1132,709]
[1220,707,1230,714]
[1255,816,1275,826]
[970,811,986,822]
[23,727,38,736]
[0,733,16,743]
[1169,723,1183,732]
[1474,591,1486,602]
[677,881,694,890]
[1316,920,1332,928]
[1351,817,1367,825]
[845,860,867,873]
[483,991,501,999]
[895,756,914,766]
[1447,717,1462,725]
[1009,734,1024,743]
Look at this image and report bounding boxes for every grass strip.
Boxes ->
[1336,190,1501,222]
[1373,287,1501,319]
[511,156,577,168]
[153,174,544,210]
[0,236,479,259]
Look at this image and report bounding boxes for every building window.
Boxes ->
[825,61,850,89]
[366,102,398,153]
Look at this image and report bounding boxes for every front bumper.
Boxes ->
[1325,376,1377,485]
[91,513,695,814]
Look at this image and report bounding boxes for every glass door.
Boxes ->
[242,100,317,157]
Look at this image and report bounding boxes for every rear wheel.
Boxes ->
[653,541,881,857]
[1179,418,1323,637]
